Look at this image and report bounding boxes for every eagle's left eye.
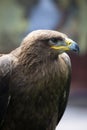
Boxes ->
[49,37,63,45]
[50,38,58,43]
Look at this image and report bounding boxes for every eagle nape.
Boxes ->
[0,30,79,130]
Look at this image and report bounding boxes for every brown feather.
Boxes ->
[0,30,71,130]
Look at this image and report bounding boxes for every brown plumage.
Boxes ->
[0,30,79,130]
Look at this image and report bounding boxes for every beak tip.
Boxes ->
[69,42,80,54]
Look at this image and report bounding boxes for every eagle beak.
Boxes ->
[65,38,80,53]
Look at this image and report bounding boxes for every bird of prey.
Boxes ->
[0,30,79,130]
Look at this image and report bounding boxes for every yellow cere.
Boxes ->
[65,38,73,46]
[51,46,69,51]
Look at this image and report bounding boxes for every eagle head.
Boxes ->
[21,30,79,61]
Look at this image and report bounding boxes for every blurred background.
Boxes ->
[0,0,87,129]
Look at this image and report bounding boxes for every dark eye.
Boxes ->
[49,37,63,45]
[50,38,58,43]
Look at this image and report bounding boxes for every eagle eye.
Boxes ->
[50,38,58,43]
[49,37,63,45]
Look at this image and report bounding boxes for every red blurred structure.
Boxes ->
[70,53,87,93]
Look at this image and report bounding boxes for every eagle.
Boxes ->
[0,30,79,130]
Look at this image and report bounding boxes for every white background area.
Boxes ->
[56,106,87,130]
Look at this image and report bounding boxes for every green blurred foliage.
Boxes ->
[0,0,87,54]
[0,0,27,53]
[77,0,87,54]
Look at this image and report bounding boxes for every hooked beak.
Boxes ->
[65,38,80,54]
